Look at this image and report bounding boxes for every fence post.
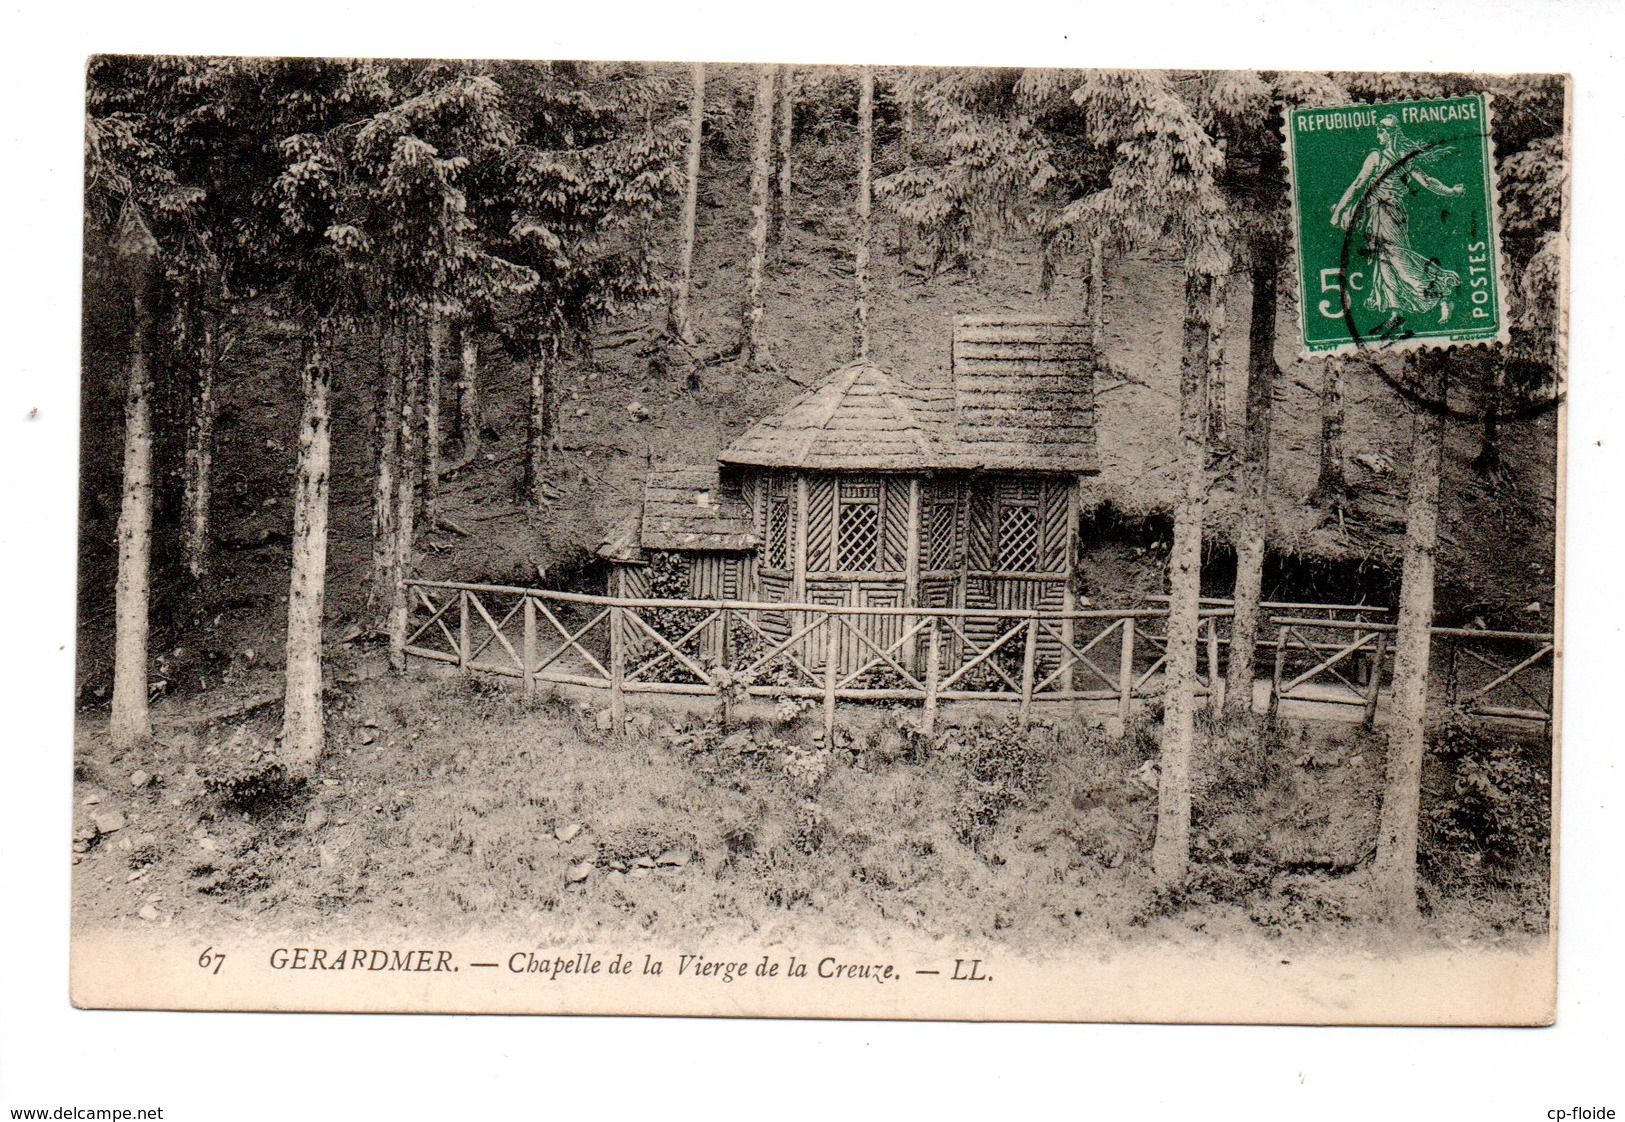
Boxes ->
[1270,627,1288,717]
[1446,640,1459,706]
[1019,617,1039,726]
[718,607,732,672]
[822,612,838,743]
[922,617,941,737]
[1363,630,1388,728]
[522,595,536,696]
[458,590,471,675]
[1117,617,1135,725]
[609,605,626,734]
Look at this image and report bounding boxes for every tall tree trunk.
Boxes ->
[371,318,402,615]
[669,62,704,345]
[897,83,915,270]
[1311,355,1348,508]
[1206,273,1229,448]
[280,316,336,773]
[524,339,553,509]
[1152,269,1214,885]
[110,257,157,752]
[389,321,424,673]
[740,64,774,366]
[423,311,446,522]
[854,66,874,361]
[1226,228,1282,715]
[1474,355,1505,475]
[1374,353,1447,924]
[180,308,219,582]
[772,66,795,249]
[1088,233,1107,352]
[453,321,481,463]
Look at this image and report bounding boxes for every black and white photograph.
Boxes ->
[64,55,1571,1023]
[9,0,1625,1112]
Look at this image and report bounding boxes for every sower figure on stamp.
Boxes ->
[1331,114,1466,329]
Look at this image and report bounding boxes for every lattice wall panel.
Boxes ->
[806,476,835,571]
[1041,479,1071,573]
[927,502,957,570]
[967,490,996,571]
[742,475,762,540]
[882,478,911,572]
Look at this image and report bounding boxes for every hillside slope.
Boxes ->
[75,112,1558,704]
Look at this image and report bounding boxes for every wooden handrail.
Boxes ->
[401,580,1552,726]
[1269,617,1553,643]
[1148,595,1390,614]
[405,578,1190,620]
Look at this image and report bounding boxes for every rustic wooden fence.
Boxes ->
[403,580,1230,737]
[403,581,1555,733]
[1268,617,1555,725]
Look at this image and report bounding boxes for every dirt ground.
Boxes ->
[71,662,1550,957]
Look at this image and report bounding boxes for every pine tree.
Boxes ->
[741,65,775,365]
[1154,268,1216,880]
[1206,274,1230,449]
[86,58,213,751]
[453,320,483,464]
[854,67,874,360]
[281,317,338,768]
[371,318,402,615]
[422,311,447,522]
[109,204,160,750]
[1186,71,1345,714]
[1309,355,1349,509]
[773,66,796,249]
[1226,223,1282,714]
[390,320,425,672]
[179,306,221,580]
[481,61,682,502]
[881,68,1059,279]
[207,58,540,764]
[1029,70,1230,883]
[669,62,704,345]
[1373,351,1447,922]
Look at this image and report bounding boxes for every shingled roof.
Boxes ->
[950,317,1097,472]
[719,319,1098,474]
[598,463,757,562]
[719,361,956,471]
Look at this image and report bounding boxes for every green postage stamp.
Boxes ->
[1286,93,1508,355]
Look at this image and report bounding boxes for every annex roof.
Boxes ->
[598,463,757,561]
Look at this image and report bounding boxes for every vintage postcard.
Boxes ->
[72,59,1565,1023]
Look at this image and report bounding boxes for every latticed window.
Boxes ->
[767,500,790,568]
[997,502,1041,572]
[927,501,958,570]
[837,478,881,571]
[765,476,793,569]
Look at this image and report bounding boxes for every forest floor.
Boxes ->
[71,127,1558,959]
[70,664,1551,954]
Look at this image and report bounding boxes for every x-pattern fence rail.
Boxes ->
[1268,617,1555,725]
[404,581,1556,734]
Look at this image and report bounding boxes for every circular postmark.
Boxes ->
[1326,126,1562,424]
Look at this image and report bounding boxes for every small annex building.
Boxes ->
[598,463,758,600]
[599,317,1102,671]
